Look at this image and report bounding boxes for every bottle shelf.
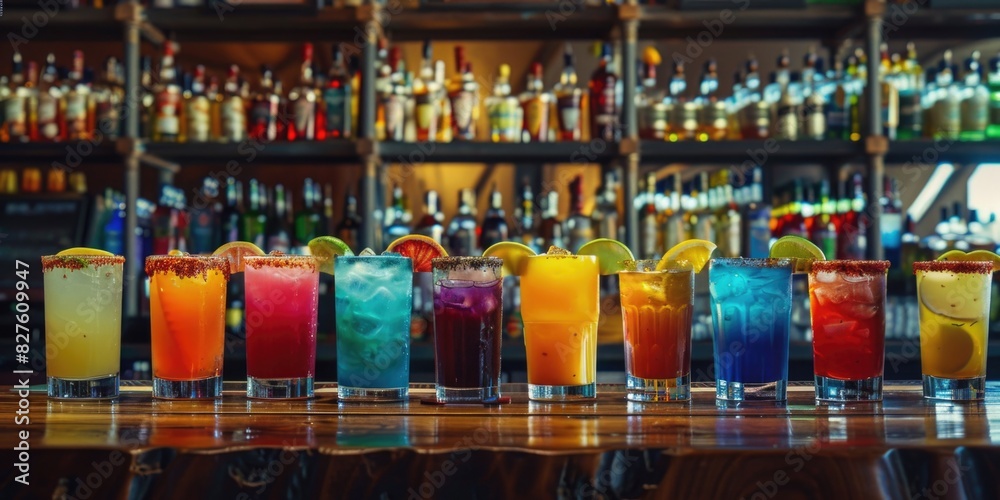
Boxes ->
[885,140,1000,165]
[639,139,864,165]
[378,141,620,164]
[142,140,359,164]
[0,142,119,163]
[637,4,864,41]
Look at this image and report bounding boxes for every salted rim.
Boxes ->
[431,256,502,271]
[710,258,793,269]
[244,255,319,271]
[42,255,125,272]
[145,255,231,280]
[810,260,890,276]
[912,260,994,274]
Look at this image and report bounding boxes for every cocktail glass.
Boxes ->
[808,260,890,401]
[708,258,793,402]
[146,255,230,399]
[619,259,694,402]
[335,254,412,401]
[244,254,319,399]
[914,260,993,401]
[42,254,124,399]
[431,256,503,403]
[520,254,599,401]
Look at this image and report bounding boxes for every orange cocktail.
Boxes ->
[520,254,599,400]
[146,255,229,399]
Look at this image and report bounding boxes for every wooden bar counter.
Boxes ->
[3,381,999,499]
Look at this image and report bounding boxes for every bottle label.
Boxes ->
[898,92,922,133]
[4,96,26,137]
[292,97,315,139]
[451,91,476,139]
[323,87,348,135]
[961,94,989,132]
[639,104,667,139]
[523,98,548,139]
[65,92,87,121]
[383,95,405,141]
[37,94,60,139]
[250,100,275,140]
[557,94,581,136]
[156,89,180,136]
[414,93,437,135]
[488,99,521,142]
[222,96,246,141]
[187,96,211,142]
[95,98,119,137]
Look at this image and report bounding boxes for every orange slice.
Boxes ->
[385,235,448,272]
[212,241,265,274]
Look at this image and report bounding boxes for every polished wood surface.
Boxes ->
[2,382,999,499]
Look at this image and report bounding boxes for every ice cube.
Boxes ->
[847,281,875,303]
[812,283,851,305]
[842,273,870,284]
[710,273,749,300]
[843,302,879,319]
[814,271,838,283]
[370,286,396,304]
[359,248,377,256]
[347,311,383,337]
[822,321,858,336]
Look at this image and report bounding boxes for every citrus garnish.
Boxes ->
[167,249,186,256]
[658,239,717,273]
[385,235,448,272]
[769,235,825,273]
[307,236,354,275]
[937,249,1000,272]
[643,46,662,66]
[56,247,114,257]
[483,241,537,277]
[212,241,265,274]
[926,323,978,375]
[917,270,988,321]
[577,238,635,275]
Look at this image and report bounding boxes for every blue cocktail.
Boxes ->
[708,258,793,402]
[335,254,413,401]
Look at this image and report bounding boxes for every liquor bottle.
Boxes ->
[181,65,210,143]
[447,189,479,256]
[933,51,961,140]
[449,47,478,141]
[153,44,180,142]
[286,43,317,141]
[243,179,268,249]
[695,59,727,142]
[248,66,279,142]
[637,47,667,140]
[177,71,192,142]
[898,43,924,140]
[91,56,121,140]
[661,174,686,252]
[384,185,411,246]
[691,172,716,242]
[987,52,1000,139]
[189,177,219,254]
[836,174,867,259]
[435,59,452,143]
[513,180,538,251]
[336,188,363,250]
[220,178,243,244]
[565,175,594,253]
[413,41,438,142]
[3,52,29,143]
[554,44,583,142]
[538,190,564,250]
[878,43,900,139]
[772,52,799,141]
[153,185,182,255]
[900,215,921,275]
[960,50,989,141]
[323,48,352,139]
[668,61,698,141]
[826,60,851,140]
[810,179,838,260]
[486,64,521,143]
[780,179,807,238]
[802,55,827,140]
[880,176,903,267]
[592,171,620,241]
[639,173,658,259]
[220,65,247,142]
[64,50,91,141]
[520,62,551,143]
[415,190,445,245]
[266,184,292,254]
[589,42,619,142]
[139,56,154,139]
[206,75,222,141]
[714,170,741,258]
[383,48,406,142]
[33,54,65,142]
[480,185,509,249]
[46,166,66,193]
[104,192,126,255]
[737,57,768,140]
[294,178,322,247]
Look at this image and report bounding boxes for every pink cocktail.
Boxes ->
[244,255,319,399]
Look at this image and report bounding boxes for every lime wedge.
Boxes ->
[938,249,1000,272]
[577,238,635,275]
[483,241,537,277]
[769,235,825,273]
[307,236,354,275]
[658,239,717,273]
[212,241,266,274]
[56,247,114,257]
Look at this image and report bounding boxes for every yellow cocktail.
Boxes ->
[914,260,992,400]
[42,254,124,399]
[520,254,599,400]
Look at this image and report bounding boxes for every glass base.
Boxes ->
[435,385,500,403]
[923,374,986,401]
[626,373,689,402]
[153,375,222,399]
[716,379,787,402]
[47,374,119,399]
[528,382,596,401]
[815,375,882,402]
[247,376,314,399]
[337,386,407,402]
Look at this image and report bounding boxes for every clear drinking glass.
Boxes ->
[708,258,793,402]
[914,260,992,401]
[335,254,412,402]
[244,255,319,399]
[42,254,125,399]
[431,257,503,403]
[619,259,695,402]
[146,255,230,399]
[808,260,890,401]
